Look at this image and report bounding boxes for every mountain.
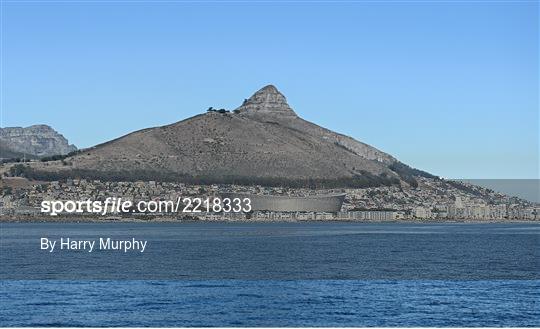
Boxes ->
[19,86,433,187]
[0,125,77,159]
[0,142,39,160]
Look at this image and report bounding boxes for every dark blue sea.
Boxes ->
[1,222,539,326]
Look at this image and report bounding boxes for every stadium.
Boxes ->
[220,193,346,212]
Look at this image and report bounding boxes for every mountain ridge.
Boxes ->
[10,86,434,187]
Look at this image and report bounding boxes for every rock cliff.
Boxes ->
[0,125,76,158]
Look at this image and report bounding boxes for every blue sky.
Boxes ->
[1,1,538,179]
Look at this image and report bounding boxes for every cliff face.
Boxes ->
[236,85,297,117]
[0,125,77,158]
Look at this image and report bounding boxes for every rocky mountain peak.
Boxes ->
[0,124,77,157]
[235,85,297,117]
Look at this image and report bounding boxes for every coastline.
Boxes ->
[1,215,538,224]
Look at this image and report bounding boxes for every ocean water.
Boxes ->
[1,222,539,326]
[1,280,539,327]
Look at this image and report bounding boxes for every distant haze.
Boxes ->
[457,179,540,203]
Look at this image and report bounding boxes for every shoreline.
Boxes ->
[1,216,538,224]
